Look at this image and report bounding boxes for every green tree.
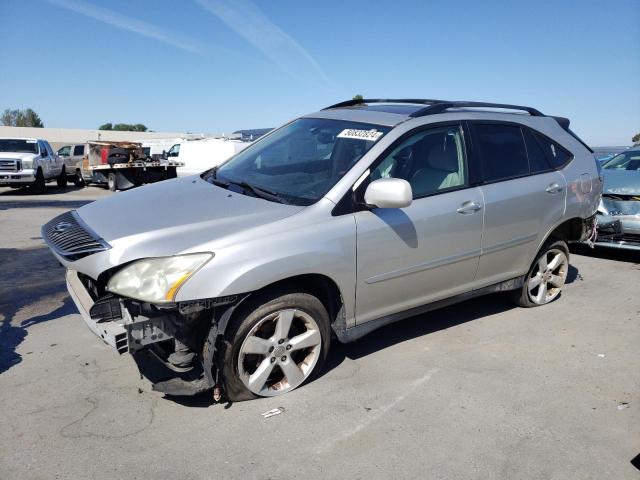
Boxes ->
[1,108,44,127]
[1,109,19,126]
[352,94,364,101]
[102,123,148,132]
[19,109,44,127]
[633,132,640,145]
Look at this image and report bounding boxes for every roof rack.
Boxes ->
[322,98,446,110]
[323,98,545,118]
[409,101,544,117]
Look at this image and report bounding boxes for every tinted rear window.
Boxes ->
[532,132,571,168]
[473,124,529,182]
[523,128,552,173]
[73,145,84,156]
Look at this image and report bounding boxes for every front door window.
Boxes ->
[370,125,467,198]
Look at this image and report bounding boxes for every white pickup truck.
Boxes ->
[0,138,67,193]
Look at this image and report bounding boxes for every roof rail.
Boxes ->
[322,98,446,110]
[410,101,545,118]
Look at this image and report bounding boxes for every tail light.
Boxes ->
[101,147,110,164]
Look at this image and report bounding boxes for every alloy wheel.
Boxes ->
[527,248,568,305]
[237,308,322,396]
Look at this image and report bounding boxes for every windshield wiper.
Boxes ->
[211,176,288,204]
[203,166,219,181]
[234,180,289,204]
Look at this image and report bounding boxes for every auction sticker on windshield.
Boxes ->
[337,129,384,142]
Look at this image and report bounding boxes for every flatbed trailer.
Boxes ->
[87,160,183,191]
[81,141,183,191]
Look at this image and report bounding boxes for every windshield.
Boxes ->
[205,118,390,205]
[0,139,38,153]
[603,151,640,171]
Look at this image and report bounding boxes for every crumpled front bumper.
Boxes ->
[66,269,129,353]
[595,214,640,251]
[66,268,216,396]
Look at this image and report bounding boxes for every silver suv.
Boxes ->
[43,99,601,401]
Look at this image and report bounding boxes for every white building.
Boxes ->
[0,126,214,151]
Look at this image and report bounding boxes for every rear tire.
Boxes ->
[56,167,67,188]
[107,148,129,166]
[107,172,117,191]
[219,289,331,402]
[510,239,569,307]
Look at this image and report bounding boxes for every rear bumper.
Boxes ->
[66,269,128,353]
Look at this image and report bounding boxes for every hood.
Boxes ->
[602,169,640,195]
[0,152,37,160]
[77,176,304,257]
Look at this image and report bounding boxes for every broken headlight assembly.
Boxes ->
[106,253,213,303]
[597,198,608,215]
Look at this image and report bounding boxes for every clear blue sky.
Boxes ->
[1,0,638,145]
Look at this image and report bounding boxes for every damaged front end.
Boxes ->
[595,194,640,250]
[66,269,243,396]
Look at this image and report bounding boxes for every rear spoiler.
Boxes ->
[552,116,593,153]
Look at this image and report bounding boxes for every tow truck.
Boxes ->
[81,141,183,191]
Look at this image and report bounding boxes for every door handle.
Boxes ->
[457,201,482,214]
[545,183,563,194]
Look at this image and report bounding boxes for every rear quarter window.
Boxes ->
[531,131,572,168]
[472,123,529,182]
[522,128,552,174]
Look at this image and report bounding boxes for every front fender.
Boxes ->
[175,208,357,326]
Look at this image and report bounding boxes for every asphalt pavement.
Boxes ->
[0,183,638,480]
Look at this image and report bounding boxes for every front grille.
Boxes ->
[621,233,640,245]
[42,211,110,260]
[0,159,19,172]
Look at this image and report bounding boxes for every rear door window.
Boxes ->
[73,145,84,156]
[472,123,529,182]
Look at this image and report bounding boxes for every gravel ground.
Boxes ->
[1,184,639,480]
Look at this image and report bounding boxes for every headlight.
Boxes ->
[21,158,32,169]
[106,253,213,303]
[597,198,608,215]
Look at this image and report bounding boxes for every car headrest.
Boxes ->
[627,159,640,171]
[427,140,458,173]
[393,145,413,162]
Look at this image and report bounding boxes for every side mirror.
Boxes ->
[364,178,413,209]
[41,151,47,158]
